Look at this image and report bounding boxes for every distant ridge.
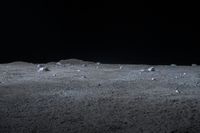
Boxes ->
[59,59,96,65]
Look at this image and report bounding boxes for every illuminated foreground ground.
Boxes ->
[0,59,200,133]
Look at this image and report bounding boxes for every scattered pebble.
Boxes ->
[53,74,56,77]
[82,64,87,67]
[179,73,186,77]
[96,66,99,69]
[175,90,180,93]
[147,67,155,72]
[37,64,44,68]
[77,70,81,72]
[96,62,100,65]
[175,76,178,79]
[196,82,200,87]
[140,69,145,72]
[98,83,101,87]
[119,66,123,69]
[38,67,50,72]
[151,78,156,81]
[81,75,87,79]
[56,62,62,66]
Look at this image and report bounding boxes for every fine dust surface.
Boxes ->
[0,59,200,133]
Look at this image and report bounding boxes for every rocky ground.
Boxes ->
[0,59,200,133]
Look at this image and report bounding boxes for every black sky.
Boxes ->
[2,0,199,64]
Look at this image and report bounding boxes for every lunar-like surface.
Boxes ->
[0,59,200,133]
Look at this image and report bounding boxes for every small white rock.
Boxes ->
[151,78,156,81]
[56,62,62,66]
[77,70,81,72]
[96,62,100,65]
[183,73,186,76]
[82,64,87,67]
[38,67,49,72]
[175,90,180,93]
[147,67,155,72]
[81,75,87,79]
[140,69,145,72]
[37,64,44,68]
[53,74,56,77]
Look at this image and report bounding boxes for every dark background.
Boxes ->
[2,0,199,64]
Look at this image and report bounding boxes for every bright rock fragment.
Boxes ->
[38,67,50,72]
[147,67,155,72]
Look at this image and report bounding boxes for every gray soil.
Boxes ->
[0,59,200,133]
